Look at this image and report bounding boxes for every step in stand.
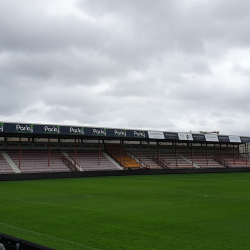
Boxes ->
[102,152,123,170]
[1,152,21,173]
[179,154,200,168]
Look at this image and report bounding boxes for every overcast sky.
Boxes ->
[0,0,250,136]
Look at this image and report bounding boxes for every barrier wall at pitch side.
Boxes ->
[0,168,250,181]
[0,232,55,250]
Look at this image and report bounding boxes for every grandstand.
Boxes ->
[0,121,250,174]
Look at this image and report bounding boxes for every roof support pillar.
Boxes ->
[48,137,50,168]
[158,142,160,166]
[98,140,100,166]
[191,142,193,166]
[206,143,208,165]
[74,138,77,169]
[120,139,122,167]
[175,142,177,167]
[140,141,142,163]
[19,136,21,170]
[246,143,248,165]
[233,144,235,165]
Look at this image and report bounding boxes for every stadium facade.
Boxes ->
[0,121,250,175]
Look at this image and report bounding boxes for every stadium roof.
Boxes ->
[0,121,249,144]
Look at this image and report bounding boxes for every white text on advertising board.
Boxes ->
[16,125,33,133]
[134,131,146,138]
[44,126,60,134]
[114,130,126,137]
[93,128,106,136]
[70,127,84,135]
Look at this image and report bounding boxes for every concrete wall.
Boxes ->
[1,168,250,181]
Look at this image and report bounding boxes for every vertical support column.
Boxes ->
[220,144,222,159]
[48,137,50,168]
[98,140,100,166]
[247,143,249,165]
[120,139,122,167]
[158,142,160,166]
[191,142,193,166]
[140,141,142,163]
[233,144,235,165]
[32,138,35,150]
[19,137,21,170]
[243,143,247,165]
[74,138,77,169]
[206,143,208,165]
[175,142,178,167]
[4,137,6,150]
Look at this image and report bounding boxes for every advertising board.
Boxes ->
[229,136,241,143]
[148,131,165,139]
[178,133,193,141]
[204,134,219,142]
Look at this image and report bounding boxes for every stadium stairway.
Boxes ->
[179,154,200,168]
[105,144,141,169]
[102,151,123,170]
[62,152,84,171]
[1,152,21,173]
[127,151,161,169]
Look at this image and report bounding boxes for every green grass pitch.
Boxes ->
[0,173,250,250]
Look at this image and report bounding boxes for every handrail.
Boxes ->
[162,159,171,168]
[62,156,80,171]
[152,156,170,169]
[122,151,142,169]
[127,151,150,169]
[214,156,231,168]
[138,160,151,169]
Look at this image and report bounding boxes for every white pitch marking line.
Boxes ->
[6,211,96,224]
[0,222,101,250]
[0,196,104,212]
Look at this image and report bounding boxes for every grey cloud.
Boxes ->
[0,0,250,135]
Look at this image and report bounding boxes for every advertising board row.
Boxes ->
[0,122,250,143]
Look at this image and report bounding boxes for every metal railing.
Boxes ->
[214,157,231,168]
[152,156,170,169]
[127,151,150,169]
[62,156,80,172]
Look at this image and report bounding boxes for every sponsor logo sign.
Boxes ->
[114,129,126,137]
[134,130,146,138]
[16,124,34,133]
[93,128,106,136]
[69,127,84,135]
[204,134,219,142]
[192,134,206,141]
[178,133,193,141]
[0,123,4,132]
[229,135,241,143]
[44,125,60,134]
[218,135,230,142]
[240,137,250,143]
[148,131,164,139]
[164,132,179,140]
